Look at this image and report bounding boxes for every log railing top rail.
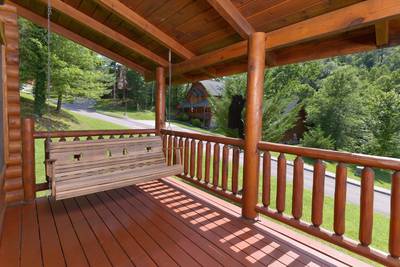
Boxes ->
[258,141,400,171]
[161,129,244,148]
[34,129,156,139]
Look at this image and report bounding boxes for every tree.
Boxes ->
[365,90,400,157]
[212,74,300,142]
[305,66,365,150]
[19,18,47,116]
[19,18,114,113]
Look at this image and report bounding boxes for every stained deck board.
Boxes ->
[0,179,368,267]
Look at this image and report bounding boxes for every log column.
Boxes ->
[22,117,35,201]
[155,67,166,135]
[242,32,266,219]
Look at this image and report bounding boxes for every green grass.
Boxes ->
[94,99,155,120]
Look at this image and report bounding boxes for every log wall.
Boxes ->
[0,5,23,205]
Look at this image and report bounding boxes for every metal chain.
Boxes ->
[46,0,52,132]
[167,49,172,129]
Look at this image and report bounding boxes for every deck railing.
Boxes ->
[22,117,400,266]
[161,129,244,204]
[256,141,400,266]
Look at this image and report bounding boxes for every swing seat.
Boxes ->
[45,136,183,200]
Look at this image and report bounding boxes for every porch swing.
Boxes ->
[43,1,183,200]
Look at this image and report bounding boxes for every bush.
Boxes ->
[301,127,335,150]
[176,113,189,122]
[191,118,202,128]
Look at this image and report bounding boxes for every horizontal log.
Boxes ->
[258,141,400,171]
[161,129,244,147]
[36,182,50,192]
[34,129,156,139]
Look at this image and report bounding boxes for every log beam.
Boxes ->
[13,3,151,76]
[96,0,195,60]
[375,20,389,47]
[172,0,400,76]
[206,0,254,39]
[37,0,168,67]
[242,32,265,219]
[155,67,166,135]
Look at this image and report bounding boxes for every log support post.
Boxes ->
[22,117,36,201]
[155,67,166,135]
[242,32,266,219]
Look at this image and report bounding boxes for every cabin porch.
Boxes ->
[0,178,366,267]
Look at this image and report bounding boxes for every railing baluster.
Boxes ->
[86,136,93,140]
[276,153,286,213]
[262,152,271,207]
[312,160,326,227]
[178,137,184,165]
[190,139,196,178]
[213,143,220,188]
[221,145,229,191]
[359,167,374,246]
[162,134,167,157]
[232,148,240,195]
[197,141,203,181]
[73,136,80,141]
[334,163,347,236]
[184,138,190,175]
[168,135,173,166]
[390,171,400,257]
[205,142,211,184]
[292,156,304,220]
[173,136,178,164]
[59,137,66,142]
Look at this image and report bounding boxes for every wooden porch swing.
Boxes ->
[43,0,182,200]
[45,136,183,200]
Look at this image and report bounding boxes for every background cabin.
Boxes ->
[178,80,223,128]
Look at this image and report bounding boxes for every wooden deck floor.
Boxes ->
[0,178,368,267]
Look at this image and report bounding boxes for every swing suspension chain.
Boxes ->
[167,49,172,129]
[46,0,52,132]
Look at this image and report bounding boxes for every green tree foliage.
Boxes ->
[305,66,365,150]
[19,18,47,116]
[212,74,300,142]
[301,127,335,150]
[364,90,400,157]
[19,18,113,114]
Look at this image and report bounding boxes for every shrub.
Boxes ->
[176,113,189,122]
[191,118,202,128]
[301,127,335,150]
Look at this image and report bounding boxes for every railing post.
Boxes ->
[155,67,166,135]
[22,117,35,201]
[242,32,266,219]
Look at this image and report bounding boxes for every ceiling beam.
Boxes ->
[172,0,400,76]
[375,20,389,47]
[37,0,168,67]
[12,3,151,76]
[96,0,195,60]
[205,0,254,39]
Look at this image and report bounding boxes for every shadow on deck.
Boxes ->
[0,178,368,267]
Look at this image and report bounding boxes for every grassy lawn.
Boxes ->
[94,99,155,120]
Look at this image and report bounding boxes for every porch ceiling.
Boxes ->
[6,0,400,83]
